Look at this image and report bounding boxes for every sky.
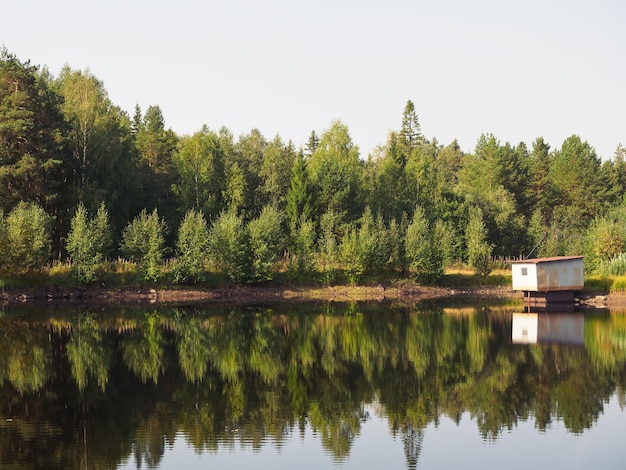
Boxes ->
[3,0,625,159]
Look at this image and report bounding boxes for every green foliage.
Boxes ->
[597,253,626,277]
[404,206,444,283]
[386,217,406,273]
[0,202,51,275]
[0,48,68,215]
[120,209,167,281]
[335,207,394,283]
[465,206,493,277]
[66,203,111,283]
[66,314,110,391]
[56,66,139,228]
[173,126,224,218]
[248,205,284,282]
[209,209,250,282]
[223,162,247,214]
[285,154,313,235]
[287,215,316,281]
[318,209,341,284]
[307,120,363,223]
[172,209,210,283]
[134,104,179,224]
[549,135,605,222]
[399,100,423,160]
[339,227,363,284]
[3,50,626,284]
[584,214,626,273]
[260,136,296,207]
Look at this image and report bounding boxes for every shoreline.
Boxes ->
[1,283,520,306]
[2,283,621,309]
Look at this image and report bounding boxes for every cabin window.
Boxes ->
[521,267,528,276]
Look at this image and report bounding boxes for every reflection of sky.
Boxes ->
[420,395,626,470]
[117,397,626,470]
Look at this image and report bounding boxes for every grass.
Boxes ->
[1,261,514,293]
[585,274,626,294]
[441,267,511,288]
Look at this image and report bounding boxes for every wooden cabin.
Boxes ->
[511,256,584,305]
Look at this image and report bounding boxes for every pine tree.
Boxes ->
[400,100,422,160]
[0,48,68,215]
[304,130,320,157]
[285,153,313,235]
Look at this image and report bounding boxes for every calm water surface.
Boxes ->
[0,300,624,469]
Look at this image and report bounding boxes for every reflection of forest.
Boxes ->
[0,302,624,469]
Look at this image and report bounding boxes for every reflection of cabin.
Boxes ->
[511,256,583,305]
[512,313,585,346]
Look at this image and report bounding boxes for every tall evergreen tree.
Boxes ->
[0,48,69,216]
[285,152,313,235]
[135,104,179,226]
[526,137,553,220]
[304,130,320,158]
[399,100,422,163]
[549,135,605,222]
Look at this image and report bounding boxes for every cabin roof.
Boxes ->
[510,256,583,265]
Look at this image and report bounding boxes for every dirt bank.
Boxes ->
[1,283,520,306]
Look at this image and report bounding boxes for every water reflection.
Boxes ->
[0,301,624,469]
[512,313,585,346]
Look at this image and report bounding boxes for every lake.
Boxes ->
[0,299,624,469]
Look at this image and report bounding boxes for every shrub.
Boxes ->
[248,206,284,282]
[405,206,443,283]
[0,202,51,275]
[66,203,111,283]
[172,209,210,283]
[209,209,250,282]
[465,206,493,277]
[120,209,167,281]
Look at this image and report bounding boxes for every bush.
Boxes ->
[209,209,250,282]
[66,203,111,283]
[0,202,51,275]
[286,215,316,281]
[405,206,443,283]
[172,209,210,283]
[120,209,167,281]
[248,205,284,282]
[466,206,493,277]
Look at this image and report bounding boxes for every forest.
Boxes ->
[2,47,626,286]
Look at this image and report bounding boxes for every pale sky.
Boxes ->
[3,0,625,159]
